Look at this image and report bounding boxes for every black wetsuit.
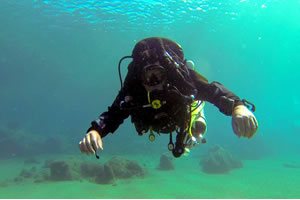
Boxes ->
[87,63,243,138]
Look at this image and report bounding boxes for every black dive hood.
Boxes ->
[118,37,188,90]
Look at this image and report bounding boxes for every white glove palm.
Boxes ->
[232,105,258,138]
[79,130,103,155]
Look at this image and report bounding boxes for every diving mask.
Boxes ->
[142,64,167,91]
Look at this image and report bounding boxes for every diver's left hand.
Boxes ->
[232,105,258,138]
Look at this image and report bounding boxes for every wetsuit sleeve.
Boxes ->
[189,69,244,116]
[87,63,137,138]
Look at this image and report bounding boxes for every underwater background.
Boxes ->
[0,0,299,198]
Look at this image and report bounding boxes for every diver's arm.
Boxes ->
[87,89,130,138]
[202,81,244,116]
[79,62,138,155]
[189,69,243,116]
[79,92,129,156]
[189,69,258,138]
[86,62,137,138]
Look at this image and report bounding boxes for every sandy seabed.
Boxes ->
[0,153,299,199]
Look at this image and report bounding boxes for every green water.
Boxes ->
[0,0,299,198]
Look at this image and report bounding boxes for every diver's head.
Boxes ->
[132,37,185,91]
[132,37,184,66]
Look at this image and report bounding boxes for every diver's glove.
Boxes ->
[232,105,258,138]
[79,130,103,155]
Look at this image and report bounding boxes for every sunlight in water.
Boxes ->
[29,0,281,31]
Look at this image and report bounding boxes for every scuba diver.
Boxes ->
[79,37,258,158]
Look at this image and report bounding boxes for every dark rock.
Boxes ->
[80,163,103,177]
[48,161,72,181]
[157,154,174,170]
[35,169,49,183]
[81,157,145,184]
[95,164,115,184]
[19,169,34,178]
[283,163,300,169]
[200,145,243,174]
[8,156,146,185]
[106,156,146,179]
[14,177,23,182]
[33,179,44,183]
[126,160,145,176]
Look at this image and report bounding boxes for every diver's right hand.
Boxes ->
[79,130,103,155]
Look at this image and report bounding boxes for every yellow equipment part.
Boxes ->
[188,100,206,137]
